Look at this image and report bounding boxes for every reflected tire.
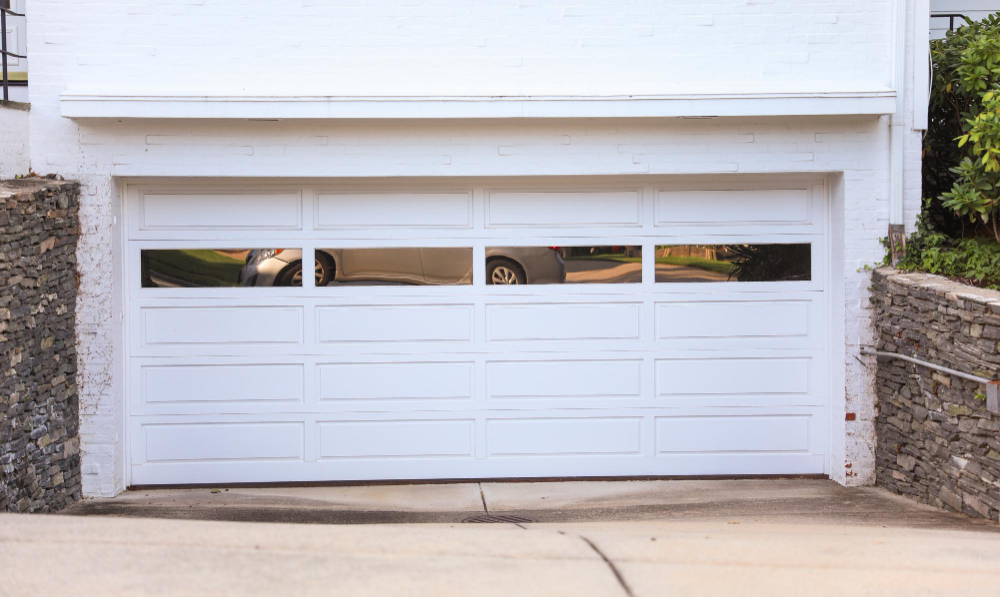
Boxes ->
[487,258,525,285]
[315,252,335,286]
[278,255,334,287]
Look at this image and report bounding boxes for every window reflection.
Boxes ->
[141,249,301,288]
[654,244,811,283]
[486,246,641,285]
[317,248,472,286]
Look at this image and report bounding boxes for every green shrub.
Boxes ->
[902,14,1000,284]
[924,15,1000,238]
[897,201,1000,289]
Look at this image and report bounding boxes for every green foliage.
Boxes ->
[897,202,1000,289]
[727,243,811,282]
[930,15,1000,242]
[902,14,1000,284]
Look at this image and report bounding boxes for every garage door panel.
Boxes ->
[486,359,642,400]
[140,422,305,464]
[487,417,642,456]
[317,304,473,344]
[315,191,473,229]
[140,306,304,347]
[136,190,302,233]
[129,407,826,483]
[486,190,641,228]
[318,362,474,401]
[140,363,304,406]
[655,356,811,396]
[318,420,475,459]
[655,189,812,227]
[486,302,642,342]
[655,299,814,343]
[655,415,811,454]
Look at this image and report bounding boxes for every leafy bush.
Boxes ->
[897,201,1000,289]
[902,14,1000,286]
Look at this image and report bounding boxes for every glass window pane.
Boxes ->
[486,246,641,285]
[317,248,472,286]
[141,249,301,288]
[654,244,811,283]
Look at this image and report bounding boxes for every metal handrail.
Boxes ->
[1,6,26,103]
[861,348,1000,414]
[930,12,971,32]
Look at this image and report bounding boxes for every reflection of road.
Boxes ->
[565,260,642,284]
[655,263,731,283]
[148,272,186,288]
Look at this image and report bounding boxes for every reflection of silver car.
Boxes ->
[238,247,565,286]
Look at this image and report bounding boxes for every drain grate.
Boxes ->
[462,514,534,524]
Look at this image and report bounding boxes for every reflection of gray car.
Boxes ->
[238,247,565,287]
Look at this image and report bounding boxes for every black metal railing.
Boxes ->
[1,3,26,102]
[931,12,971,32]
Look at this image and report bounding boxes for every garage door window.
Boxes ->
[317,248,473,286]
[654,244,811,283]
[487,246,641,285]
[141,249,301,288]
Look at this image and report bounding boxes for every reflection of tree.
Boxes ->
[727,244,810,282]
[144,250,244,287]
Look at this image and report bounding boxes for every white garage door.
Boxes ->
[125,177,829,485]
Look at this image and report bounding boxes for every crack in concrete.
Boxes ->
[579,535,635,597]
[478,483,489,515]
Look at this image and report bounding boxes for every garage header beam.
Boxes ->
[59,91,896,120]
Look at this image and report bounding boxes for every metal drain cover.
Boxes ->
[462,515,533,524]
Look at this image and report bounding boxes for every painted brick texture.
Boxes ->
[0,104,30,179]
[27,1,895,97]
[16,0,927,495]
[872,268,1000,522]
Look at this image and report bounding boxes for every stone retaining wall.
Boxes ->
[0,178,81,513]
[872,268,1000,522]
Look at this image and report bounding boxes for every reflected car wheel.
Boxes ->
[487,259,525,285]
[314,253,334,286]
[282,256,334,287]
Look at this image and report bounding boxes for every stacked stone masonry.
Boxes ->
[0,178,81,513]
[873,268,1000,522]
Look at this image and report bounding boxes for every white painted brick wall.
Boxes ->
[0,105,29,178]
[20,0,926,495]
[25,0,895,97]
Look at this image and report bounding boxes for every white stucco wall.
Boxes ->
[19,0,927,496]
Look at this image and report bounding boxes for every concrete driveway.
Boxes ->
[2,480,998,596]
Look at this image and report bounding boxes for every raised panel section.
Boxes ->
[656,301,810,339]
[487,303,641,342]
[317,305,473,343]
[487,360,641,399]
[655,357,810,396]
[315,192,472,229]
[318,362,474,400]
[142,364,303,404]
[142,306,303,346]
[139,192,301,230]
[318,420,474,459]
[486,190,641,228]
[143,422,304,462]
[487,417,641,456]
[655,189,810,226]
[655,416,810,453]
